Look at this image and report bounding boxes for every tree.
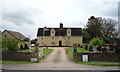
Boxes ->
[86,16,118,43]
[86,16,102,38]
[90,37,105,46]
[82,28,91,43]
[100,18,118,38]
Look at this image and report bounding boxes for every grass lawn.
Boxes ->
[43,48,53,57]
[76,61,120,66]
[20,48,35,52]
[0,60,38,64]
[65,47,88,60]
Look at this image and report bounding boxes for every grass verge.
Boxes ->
[65,47,89,59]
[1,60,38,64]
[76,61,120,66]
[43,48,53,57]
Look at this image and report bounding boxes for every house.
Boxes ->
[2,30,30,48]
[37,23,82,47]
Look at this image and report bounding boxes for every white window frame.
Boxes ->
[51,37,54,39]
[68,37,70,40]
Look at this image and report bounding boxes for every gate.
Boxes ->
[38,47,43,58]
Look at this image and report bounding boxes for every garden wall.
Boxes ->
[73,52,120,62]
[2,51,38,61]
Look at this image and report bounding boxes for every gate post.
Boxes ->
[35,43,39,62]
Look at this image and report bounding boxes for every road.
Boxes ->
[2,47,119,70]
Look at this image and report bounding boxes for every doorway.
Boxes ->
[59,41,62,47]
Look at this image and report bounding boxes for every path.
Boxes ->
[2,47,119,70]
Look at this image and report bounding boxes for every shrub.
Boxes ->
[96,46,102,51]
[85,45,88,50]
[101,47,107,52]
[90,37,105,46]
[2,39,19,51]
[89,46,93,51]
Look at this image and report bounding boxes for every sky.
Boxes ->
[0,0,119,39]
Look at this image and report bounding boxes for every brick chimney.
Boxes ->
[60,23,63,28]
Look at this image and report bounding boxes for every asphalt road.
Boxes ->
[2,47,119,70]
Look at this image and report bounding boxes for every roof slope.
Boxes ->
[37,28,82,36]
[3,30,29,41]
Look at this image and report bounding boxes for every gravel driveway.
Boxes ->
[2,47,119,70]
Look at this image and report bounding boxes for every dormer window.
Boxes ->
[68,37,70,40]
[68,31,70,33]
[52,31,54,33]
[52,37,54,39]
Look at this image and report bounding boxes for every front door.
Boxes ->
[59,41,62,47]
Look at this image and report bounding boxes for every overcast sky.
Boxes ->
[0,0,119,39]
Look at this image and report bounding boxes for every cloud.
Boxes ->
[0,0,119,39]
[2,8,35,26]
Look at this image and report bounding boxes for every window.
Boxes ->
[78,44,80,47]
[41,42,44,45]
[67,42,71,46]
[52,37,54,39]
[68,31,70,33]
[68,37,70,40]
[51,42,54,46]
[41,37,43,40]
[52,31,54,33]
[4,35,6,37]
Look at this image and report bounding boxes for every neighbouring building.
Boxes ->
[37,23,82,47]
[2,30,30,47]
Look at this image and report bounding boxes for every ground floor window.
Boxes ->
[78,44,80,47]
[67,42,72,46]
[41,42,44,45]
[51,42,54,46]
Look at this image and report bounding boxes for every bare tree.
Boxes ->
[100,18,118,38]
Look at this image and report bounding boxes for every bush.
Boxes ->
[96,46,102,51]
[2,39,19,51]
[101,47,107,52]
[85,45,88,50]
[89,46,93,51]
[90,37,105,46]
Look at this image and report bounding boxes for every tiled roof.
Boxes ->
[37,28,82,36]
[3,30,29,41]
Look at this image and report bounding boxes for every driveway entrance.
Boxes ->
[2,47,119,70]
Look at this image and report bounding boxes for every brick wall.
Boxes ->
[2,51,38,61]
[73,52,120,62]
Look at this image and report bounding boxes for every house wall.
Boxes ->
[37,36,82,46]
[2,31,30,48]
[2,31,16,39]
[18,41,30,48]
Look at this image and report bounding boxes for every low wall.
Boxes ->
[73,52,120,62]
[2,51,38,61]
